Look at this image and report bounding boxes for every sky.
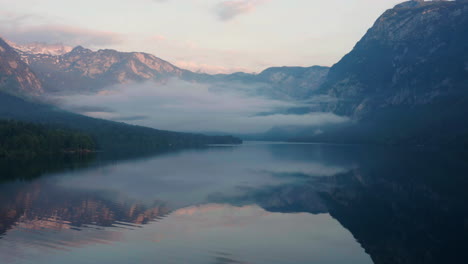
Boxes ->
[0,0,403,74]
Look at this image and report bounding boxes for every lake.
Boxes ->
[0,142,467,264]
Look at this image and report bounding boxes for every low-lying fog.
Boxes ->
[53,78,349,134]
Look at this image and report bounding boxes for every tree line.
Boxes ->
[0,120,95,158]
[0,91,242,154]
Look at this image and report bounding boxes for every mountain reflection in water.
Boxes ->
[0,142,467,264]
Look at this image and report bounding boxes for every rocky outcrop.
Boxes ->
[255,66,329,99]
[18,45,186,93]
[321,0,468,118]
[298,0,468,146]
[6,40,73,56]
[208,66,329,100]
[0,38,43,96]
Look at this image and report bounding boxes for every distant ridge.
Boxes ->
[0,39,242,150]
[6,37,329,99]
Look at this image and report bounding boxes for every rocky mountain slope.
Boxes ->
[257,66,329,97]
[211,66,329,100]
[321,0,468,118]
[297,0,468,146]
[0,38,43,96]
[8,39,329,99]
[16,45,186,93]
[6,40,73,56]
[0,38,242,149]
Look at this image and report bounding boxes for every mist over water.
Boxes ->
[54,78,349,134]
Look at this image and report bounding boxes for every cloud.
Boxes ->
[112,115,150,122]
[149,34,167,42]
[67,105,116,114]
[144,34,256,74]
[0,12,123,47]
[174,60,251,74]
[215,0,268,21]
[1,24,123,47]
[55,78,349,134]
[0,11,44,28]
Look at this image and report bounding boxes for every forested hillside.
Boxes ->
[0,91,242,152]
[0,120,95,157]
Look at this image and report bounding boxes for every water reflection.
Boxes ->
[210,146,468,264]
[0,181,170,248]
[0,143,467,263]
[0,155,95,183]
[1,183,169,226]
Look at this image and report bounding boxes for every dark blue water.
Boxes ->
[0,142,467,264]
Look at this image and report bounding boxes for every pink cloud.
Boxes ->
[174,60,251,74]
[215,0,268,21]
[1,24,123,47]
[149,34,167,42]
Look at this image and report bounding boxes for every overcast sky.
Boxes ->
[0,0,402,73]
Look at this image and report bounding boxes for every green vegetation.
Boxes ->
[0,92,242,153]
[0,120,95,158]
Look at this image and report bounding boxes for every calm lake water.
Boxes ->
[0,142,467,264]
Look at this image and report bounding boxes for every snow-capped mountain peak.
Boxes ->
[5,40,73,56]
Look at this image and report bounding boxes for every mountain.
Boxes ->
[0,38,43,96]
[300,0,468,146]
[12,44,186,93]
[322,0,468,118]
[256,66,329,98]
[9,39,329,99]
[0,38,241,150]
[6,0,467,147]
[211,66,330,100]
[6,40,73,56]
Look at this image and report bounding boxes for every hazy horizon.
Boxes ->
[0,0,403,74]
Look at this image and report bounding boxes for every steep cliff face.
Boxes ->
[0,38,43,96]
[297,1,468,146]
[322,0,468,118]
[18,45,186,93]
[256,66,329,99]
[207,66,329,100]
